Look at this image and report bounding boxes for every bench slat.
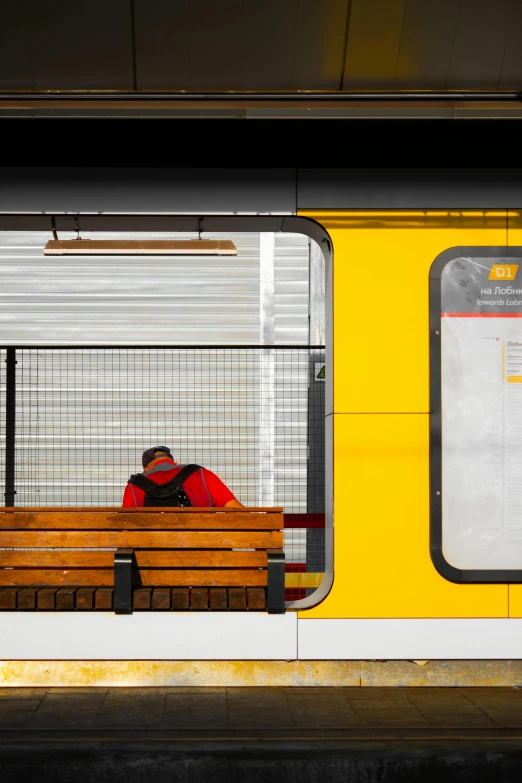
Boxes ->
[247,588,266,610]
[152,588,171,610]
[0,531,283,549]
[191,588,208,610]
[0,587,18,609]
[228,588,247,610]
[0,570,114,587]
[0,550,268,568]
[133,588,152,610]
[17,587,38,610]
[210,587,228,610]
[0,511,283,530]
[172,588,190,610]
[56,587,76,610]
[0,569,268,587]
[95,587,113,610]
[77,587,95,610]
[1,507,283,513]
[37,587,57,610]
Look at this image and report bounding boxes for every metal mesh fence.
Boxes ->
[2,347,325,565]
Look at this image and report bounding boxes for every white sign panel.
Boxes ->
[441,255,522,570]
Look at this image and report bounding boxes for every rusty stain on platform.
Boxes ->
[0,660,522,688]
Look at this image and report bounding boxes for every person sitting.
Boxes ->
[122,446,244,508]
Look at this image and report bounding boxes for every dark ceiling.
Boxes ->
[1,0,521,92]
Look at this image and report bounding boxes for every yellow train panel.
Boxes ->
[509,210,522,245]
[509,587,522,617]
[300,413,508,619]
[302,210,507,414]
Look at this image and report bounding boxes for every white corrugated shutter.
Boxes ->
[0,231,309,345]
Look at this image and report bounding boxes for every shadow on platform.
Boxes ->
[1,686,522,781]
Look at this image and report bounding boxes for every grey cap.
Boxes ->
[142,446,173,468]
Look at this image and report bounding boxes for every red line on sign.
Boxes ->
[441,313,522,318]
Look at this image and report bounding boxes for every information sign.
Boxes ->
[439,252,522,571]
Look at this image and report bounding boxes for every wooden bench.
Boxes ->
[0,507,285,614]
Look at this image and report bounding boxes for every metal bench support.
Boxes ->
[267,548,286,613]
[114,548,134,614]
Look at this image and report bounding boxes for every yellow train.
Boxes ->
[296,210,522,662]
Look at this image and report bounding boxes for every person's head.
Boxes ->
[141,446,174,469]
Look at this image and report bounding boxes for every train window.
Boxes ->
[430,247,522,582]
[0,225,328,607]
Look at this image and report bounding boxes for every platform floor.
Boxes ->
[2,686,522,781]
[3,684,522,731]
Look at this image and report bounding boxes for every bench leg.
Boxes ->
[267,549,286,614]
[114,549,134,615]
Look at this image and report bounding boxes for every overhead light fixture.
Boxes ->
[43,239,237,256]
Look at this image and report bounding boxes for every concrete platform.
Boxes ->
[2,686,522,781]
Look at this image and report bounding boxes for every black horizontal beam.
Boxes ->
[1,118,521,168]
[0,346,325,351]
[0,91,520,102]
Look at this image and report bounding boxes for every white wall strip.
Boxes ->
[0,612,297,661]
[6,615,522,661]
[298,618,522,660]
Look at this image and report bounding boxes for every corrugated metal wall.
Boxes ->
[0,231,309,345]
[0,348,4,504]
[0,231,318,562]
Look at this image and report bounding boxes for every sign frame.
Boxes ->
[430,246,522,584]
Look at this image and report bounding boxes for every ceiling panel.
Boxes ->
[228,0,298,90]
[152,0,243,90]
[0,0,521,94]
[134,0,192,91]
[0,2,35,89]
[499,1,522,89]
[447,0,516,89]
[135,0,247,90]
[395,0,460,88]
[342,0,406,88]
[0,0,133,90]
[293,0,350,90]
[135,0,350,90]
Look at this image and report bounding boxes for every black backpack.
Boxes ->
[128,464,201,507]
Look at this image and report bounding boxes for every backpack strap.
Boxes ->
[129,464,201,495]
[128,473,156,493]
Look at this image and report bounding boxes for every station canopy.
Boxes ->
[1,0,521,94]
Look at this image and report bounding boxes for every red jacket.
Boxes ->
[122,457,236,508]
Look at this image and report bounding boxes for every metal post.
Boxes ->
[259,232,275,507]
[4,348,16,507]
